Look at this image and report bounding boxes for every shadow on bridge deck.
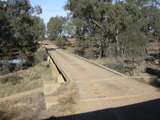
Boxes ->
[43,98,160,120]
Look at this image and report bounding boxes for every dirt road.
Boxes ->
[46,44,160,113]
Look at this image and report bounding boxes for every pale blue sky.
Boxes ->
[31,0,68,24]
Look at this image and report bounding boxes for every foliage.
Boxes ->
[0,0,45,58]
[32,16,45,41]
[65,0,160,59]
[47,16,65,40]
[56,37,66,49]
[63,19,76,37]
[0,1,14,54]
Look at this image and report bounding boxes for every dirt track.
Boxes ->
[46,44,160,113]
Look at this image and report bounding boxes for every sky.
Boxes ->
[31,0,68,24]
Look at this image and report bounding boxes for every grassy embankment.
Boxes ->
[0,48,53,98]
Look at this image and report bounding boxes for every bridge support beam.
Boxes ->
[43,56,66,110]
[47,56,65,84]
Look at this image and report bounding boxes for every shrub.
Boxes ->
[84,48,97,59]
[56,37,66,49]
[33,48,47,64]
[0,75,23,85]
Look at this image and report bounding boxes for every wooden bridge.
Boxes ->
[44,43,160,114]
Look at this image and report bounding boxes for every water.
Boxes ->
[0,59,26,64]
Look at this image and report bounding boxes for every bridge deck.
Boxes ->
[46,44,160,113]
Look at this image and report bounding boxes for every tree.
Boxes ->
[0,0,45,59]
[10,1,39,53]
[32,16,45,41]
[0,1,14,55]
[56,36,66,49]
[63,18,76,37]
[47,16,65,40]
[65,0,155,59]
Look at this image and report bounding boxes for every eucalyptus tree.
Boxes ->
[0,0,44,58]
[65,0,156,59]
[63,19,76,37]
[9,1,40,53]
[47,16,65,40]
[32,16,45,41]
[0,1,14,55]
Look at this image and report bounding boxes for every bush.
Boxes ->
[84,48,97,59]
[33,48,47,64]
[0,75,23,85]
[56,37,66,49]
[107,63,126,74]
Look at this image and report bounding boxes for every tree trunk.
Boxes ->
[99,38,106,58]
[99,44,104,58]
[115,29,120,56]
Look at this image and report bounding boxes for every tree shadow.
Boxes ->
[150,78,160,88]
[146,68,160,88]
[43,99,160,120]
[47,48,57,51]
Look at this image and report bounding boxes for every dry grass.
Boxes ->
[57,82,79,113]
[91,58,159,87]
[0,104,39,120]
[90,57,120,66]
[0,61,53,98]
[0,91,45,120]
[64,46,75,54]
[45,82,79,117]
